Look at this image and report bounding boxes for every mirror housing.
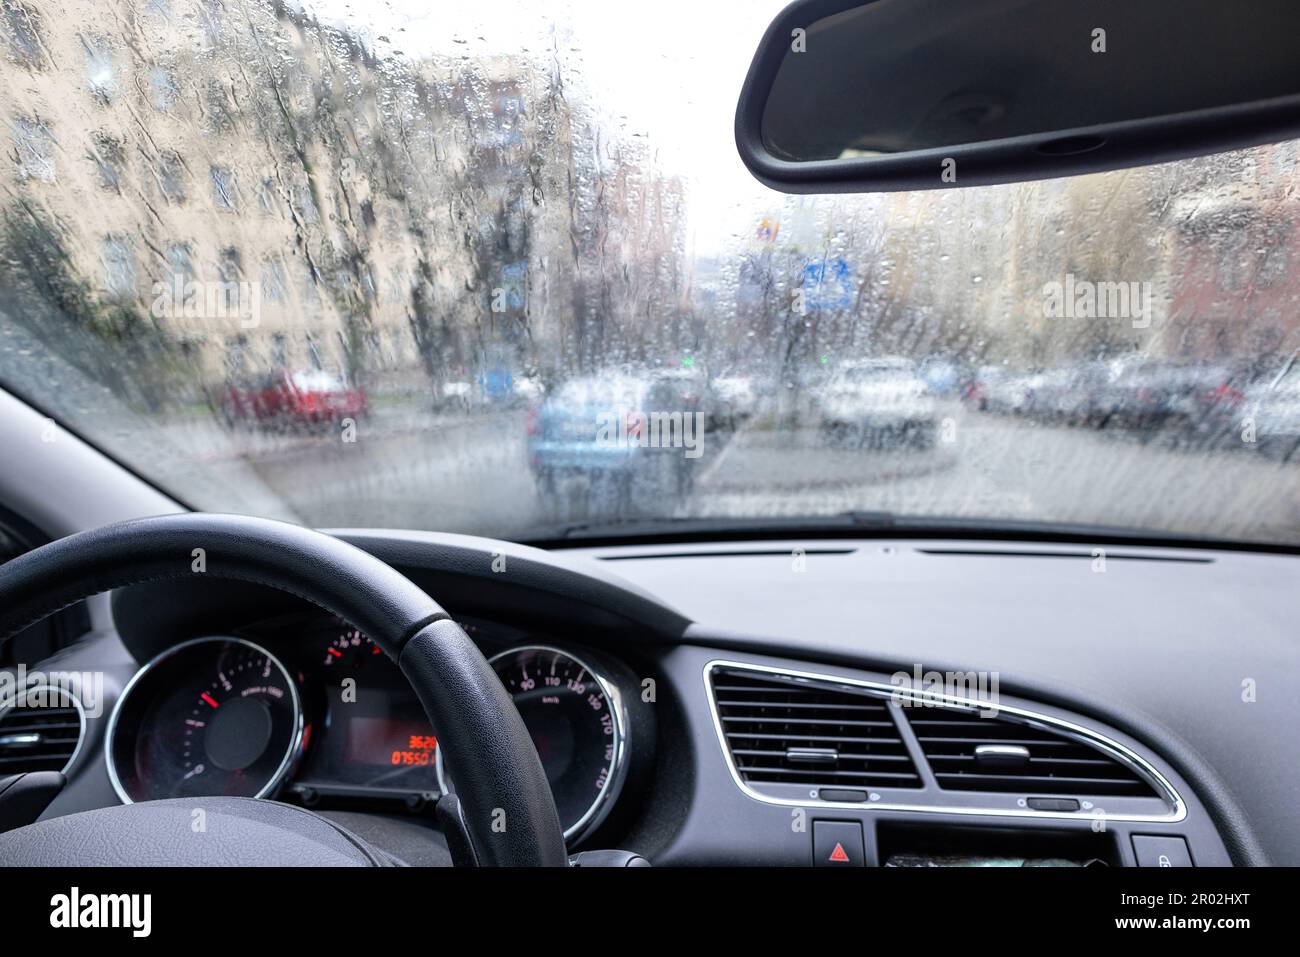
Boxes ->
[737,0,1300,193]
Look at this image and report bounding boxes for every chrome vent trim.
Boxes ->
[906,707,1162,797]
[0,684,87,775]
[704,660,1186,824]
[712,667,921,788]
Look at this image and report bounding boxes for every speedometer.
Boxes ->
[486,645,628,844]
[107,637,304,804]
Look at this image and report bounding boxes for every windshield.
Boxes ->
[1,0,1298,545]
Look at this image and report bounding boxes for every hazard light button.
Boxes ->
[813,821,865,867]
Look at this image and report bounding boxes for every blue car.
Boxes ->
[528,372,708,512]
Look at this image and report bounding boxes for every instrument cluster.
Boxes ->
[107,616,641,846]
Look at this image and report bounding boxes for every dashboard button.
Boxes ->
[1027,797,1080,812]
[814,820,865,867]
[1132,835,1193,867]
[819,788,869,803]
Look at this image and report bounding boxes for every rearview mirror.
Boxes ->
[737,0,1300,193]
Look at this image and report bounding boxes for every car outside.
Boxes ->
[1246,352,1300,460]
[960,364,1006,411]
[816,358,938,448]
[527,370,707,512]
[918,357,961,398]
[983,370,1044,417]
[709,375,758,431]
[220,368,368,431]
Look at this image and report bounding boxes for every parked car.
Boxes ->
[432,379,474,413]
[1246,352,1300,461]
[514,375,545,404]
[984,370,1044,416]
[960,364,1006,411]
[1151,357,1280,450]
[221,368,368,431]
[528,371,707,512]
[1086,359,1184,435]
[816,357,938,448]
[709,375,758,431]
[1066,361,1124,428]
[919,357,961,398]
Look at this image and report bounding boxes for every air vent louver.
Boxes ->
[0,688,83,774]
[905,707,1158,798]
[711,668,921,789]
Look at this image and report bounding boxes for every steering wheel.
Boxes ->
[0,514,568,867]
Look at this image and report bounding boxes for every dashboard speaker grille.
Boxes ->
[904,706,1159,797]
[0,686,84,774]
[711,667,921,789]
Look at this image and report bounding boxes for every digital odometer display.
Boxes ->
[108,638,303,803]
[296,629,445,795]
[486,645,625,842]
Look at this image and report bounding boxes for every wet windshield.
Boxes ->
[1,0,1298,544]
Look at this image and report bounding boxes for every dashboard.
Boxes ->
[103,615,646,847]
[15,528,1296,866]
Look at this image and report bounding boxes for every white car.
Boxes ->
[710,375,758,430]
[817,358,938,448]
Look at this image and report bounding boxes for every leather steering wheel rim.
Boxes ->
[0,513,568,867]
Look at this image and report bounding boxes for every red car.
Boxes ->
[220,368,368,430]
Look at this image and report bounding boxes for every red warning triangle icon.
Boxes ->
[828,842,851,863]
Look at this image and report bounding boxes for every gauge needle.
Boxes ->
[200,693,220,708]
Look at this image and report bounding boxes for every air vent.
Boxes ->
[710,667,921,789]
[0,686,84,774]
[905,707,1158,798]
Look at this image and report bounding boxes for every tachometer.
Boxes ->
[321,626,383,670]
[482,645,627,844]
[107,637,303,803]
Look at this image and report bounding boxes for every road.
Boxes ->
[689,412,1300,543]
[166,402,1300,545]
